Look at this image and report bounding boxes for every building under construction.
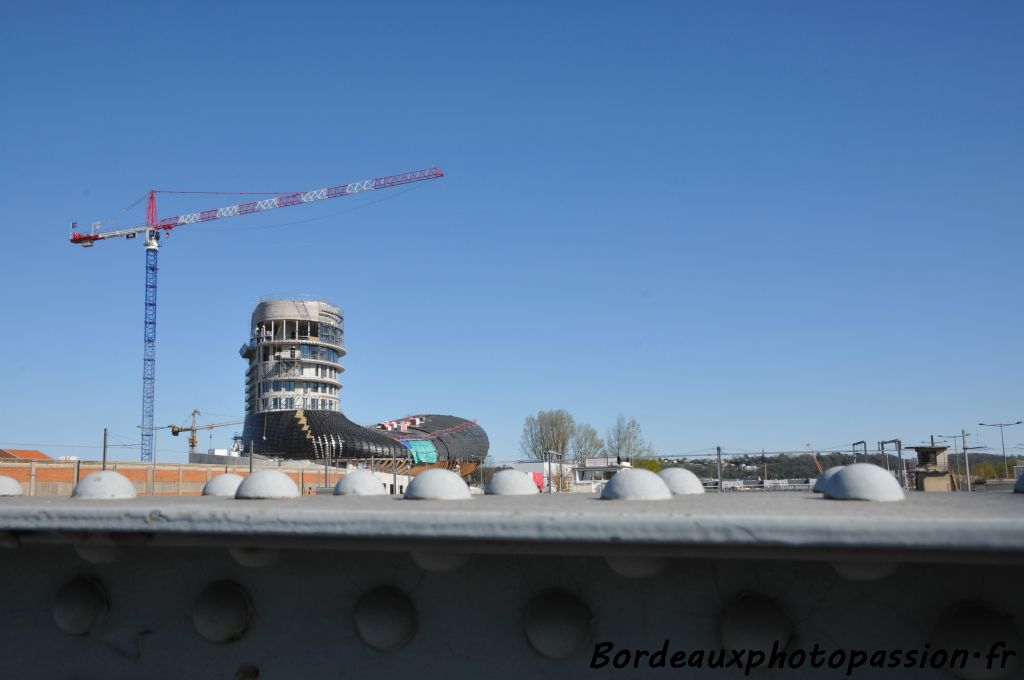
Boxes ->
[239,299,488,474]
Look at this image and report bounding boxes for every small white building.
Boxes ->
[512,457,635,493]
[511,460,574,492]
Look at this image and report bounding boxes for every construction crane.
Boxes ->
[155,410,243,456]
[70,167,444,462]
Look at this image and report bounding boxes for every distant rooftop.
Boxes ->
[0,449,51,460]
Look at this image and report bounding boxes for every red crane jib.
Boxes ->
[69,166,443,243]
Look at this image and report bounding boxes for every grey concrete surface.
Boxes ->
[0,492,1020,563]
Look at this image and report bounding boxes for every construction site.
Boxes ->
[52,168,490,495]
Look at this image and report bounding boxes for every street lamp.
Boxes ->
[978,421,1023,480]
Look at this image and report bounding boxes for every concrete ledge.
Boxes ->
[0,493,1020,564]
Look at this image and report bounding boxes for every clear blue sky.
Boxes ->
[1,1,1021,464]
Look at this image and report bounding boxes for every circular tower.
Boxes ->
[240,299,345,415]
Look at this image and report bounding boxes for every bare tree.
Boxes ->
[570,423,604,464]
[520,409,576,461]
[605,415,651,461]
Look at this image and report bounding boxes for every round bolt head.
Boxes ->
[601,468,672,501]
[604,554,667,579]
[334,470,386,496]
[235,470,299,500]
[523,589,592,659]
[52,576,108,635]
[718,593,793,656]
[812,466,844,493]
[411,551,469,572]
[658,468,705,495]
[228,546,281,568]
[72,471,137,499]
[404,469,471,500]
[822,463,905,502]
[931,602,1022,679]
[192,580,253,644]
[0,475,24,497]
[485,469,540,496]
[202,474,244,497]
[831,561,897,582]
[74,543,122,565]
[353,586,416,652]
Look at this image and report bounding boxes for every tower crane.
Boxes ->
[70,167,444,462]
[155,409,243,456]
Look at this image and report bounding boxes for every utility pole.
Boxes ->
[391,446,397,496]
[939,432,973,492]
[949,435,962,487]
[979,421,1023,480]
[547,450,551,493]
[852,441,866,464]
[249,440,254,474]
[716,446,723,493]
[881,439,907,488]
[102,428,108,471]
[545,450,563,493]
[933,432,962,485]
[897,439,906,489]
[962,429,973,491]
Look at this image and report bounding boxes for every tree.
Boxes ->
[632,458,661,473]
[605,415,652,461]
[519,409,576,461]
[970,461,998,479]
[570,423,604,464]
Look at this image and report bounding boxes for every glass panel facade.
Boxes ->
[319,323,343,346]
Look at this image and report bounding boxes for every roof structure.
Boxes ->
[0,449,51,460]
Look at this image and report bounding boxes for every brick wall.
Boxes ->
[0,461,346,496]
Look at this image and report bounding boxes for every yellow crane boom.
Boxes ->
[158,410,242,455]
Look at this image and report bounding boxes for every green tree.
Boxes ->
[970,461,997,479]
[632,458,661,473]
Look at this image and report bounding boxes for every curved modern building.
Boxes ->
[239,299,488,473]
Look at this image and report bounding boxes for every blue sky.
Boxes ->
[0,1,1021,464]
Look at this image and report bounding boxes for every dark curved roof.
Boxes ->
[241,410,488,462]
[387,414,490,462]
